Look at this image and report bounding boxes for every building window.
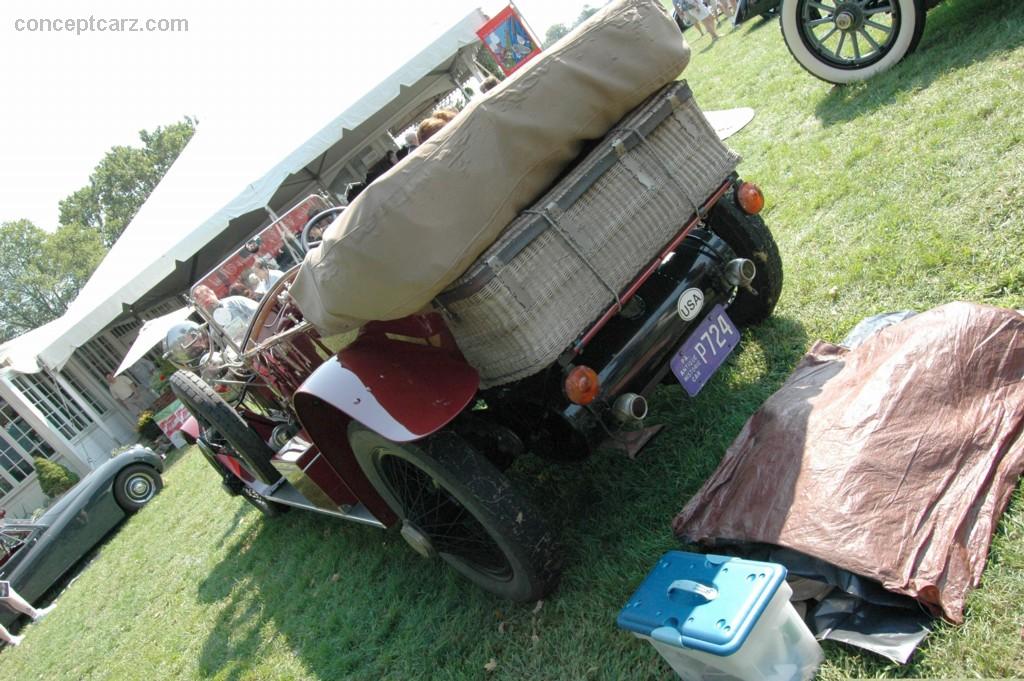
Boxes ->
[11,374,94,440]
[79,337,121,378]
[0,400,55,503]
[0,403,54,459]
[0,436,33,482]
[63,371,107,416]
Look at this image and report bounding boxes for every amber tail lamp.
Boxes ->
[565,366,600,405]
[737,182,765,215]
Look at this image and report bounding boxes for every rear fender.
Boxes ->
[292,318,479,527]
[293,338,479,442]
[295,311,478,442]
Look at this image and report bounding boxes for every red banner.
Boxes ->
[477,5,542,77]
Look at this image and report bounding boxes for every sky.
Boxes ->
[0,0,602,230]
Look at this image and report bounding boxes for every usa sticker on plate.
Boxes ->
[670,304,739,397]
[676,288,704,321]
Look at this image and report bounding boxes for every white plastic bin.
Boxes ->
[617,552,823,681]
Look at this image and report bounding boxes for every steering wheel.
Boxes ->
[300,206,345,252]
[243,270,302,352]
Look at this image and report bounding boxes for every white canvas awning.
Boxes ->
[0,8,488,375]
[113,307,195,377]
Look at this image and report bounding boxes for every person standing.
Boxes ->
[0,581,55,647]
[673,0,720,40]
[106,373,142,417]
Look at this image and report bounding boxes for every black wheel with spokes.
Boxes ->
[349,423,561,602]
[781,0,925,84]
[170,370,281,485]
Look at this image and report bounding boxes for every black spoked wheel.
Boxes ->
[170,371,288,517]
[781,0,925,84]
[170,371,280,484]
[349,423,561,602]
[113,464,163,513]
[706,189,784,326]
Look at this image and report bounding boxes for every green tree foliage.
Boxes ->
[0,116,195,342]
[544,23,569,46]
[575,6,601,26]
[542,5,601,48]
[33,456,80,498]
[58,117,196,247]
[475,44,503,79]
[0,220,106,341]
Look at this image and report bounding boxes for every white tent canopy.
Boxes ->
[0,8,488,375]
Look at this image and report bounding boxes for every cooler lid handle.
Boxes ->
[667,579,718,601]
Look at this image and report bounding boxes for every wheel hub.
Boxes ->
[128,476,153,501]
[832,3,863,32]
[400,520,437,559]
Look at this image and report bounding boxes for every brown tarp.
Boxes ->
[672,302,1024,623]
[291,0,690,335]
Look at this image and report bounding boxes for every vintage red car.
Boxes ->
[168,72,783,603]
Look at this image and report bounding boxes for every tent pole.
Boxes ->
[511,1,543,52]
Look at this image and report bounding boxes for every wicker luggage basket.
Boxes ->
[437,81,740,388]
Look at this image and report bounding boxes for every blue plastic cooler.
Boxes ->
[617,552,822,681]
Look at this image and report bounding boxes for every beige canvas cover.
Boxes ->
[672,303,1024,623]
[291,0,691,334]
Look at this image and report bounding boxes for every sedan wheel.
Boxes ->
[781,0,925,84]
[113,464,164,513]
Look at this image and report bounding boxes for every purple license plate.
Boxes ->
[670,304,739,397]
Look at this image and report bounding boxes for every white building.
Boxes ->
[0,9,491,516]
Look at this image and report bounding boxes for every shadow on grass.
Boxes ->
[737,12,780,34]
[160,445,191,470]
[515,314,811,592]
[814,0,1024,127]
[187,315,812,681]
[191,506,507,681]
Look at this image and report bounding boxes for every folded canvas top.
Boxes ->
[291,0,691,335]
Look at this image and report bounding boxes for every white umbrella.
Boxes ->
[114,307,195,376]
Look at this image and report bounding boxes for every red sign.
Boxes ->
[477,5,542,77]
[155,399,192,438]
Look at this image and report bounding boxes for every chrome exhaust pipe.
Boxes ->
[724,258,757,294]
[613,393,648,423]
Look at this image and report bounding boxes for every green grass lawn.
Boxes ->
[4,0,1024,678]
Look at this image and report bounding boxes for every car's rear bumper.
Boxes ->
[558,226,738,448]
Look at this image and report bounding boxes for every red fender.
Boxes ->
[293,335,479,442]
[291,314,478,526]
[180,415,200,444]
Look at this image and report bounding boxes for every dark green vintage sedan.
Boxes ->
[0,446,163,630]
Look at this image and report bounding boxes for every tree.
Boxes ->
[0,220,106,341]
[33,456,80,498]
[574,6,601,27]
[544,23,569,46]
[58,117,196,247]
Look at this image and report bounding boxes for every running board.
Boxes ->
[264,480,386,528]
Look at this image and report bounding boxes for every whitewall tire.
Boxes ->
[780,0,926,84]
